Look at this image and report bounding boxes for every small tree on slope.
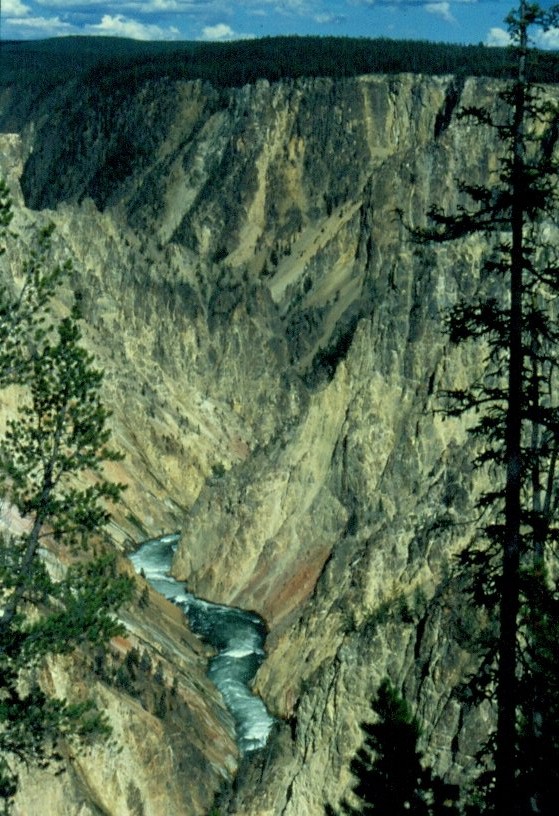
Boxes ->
[0,178,133,811]
[326,680,459,816]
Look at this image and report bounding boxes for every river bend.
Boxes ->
[129,534,275,753]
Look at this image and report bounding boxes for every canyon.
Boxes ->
[0,66,547,814]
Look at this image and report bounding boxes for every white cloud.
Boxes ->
[201,22,235,39]
[33,0,102,6]
[3,0,31,15]
[31,0,231,26]
[424,2,455,24]
[277,0,309,8]
[86,13,180,40]
[485,26,512,47]
[198,21,256,40]
[5,15,74,33]
[314,12,346,25]
[484,20,559,50]
[35,1,220,8]
[535,26,559,49]
[9,0,321,23]
[138,1,194,8]
[248,0,314,15]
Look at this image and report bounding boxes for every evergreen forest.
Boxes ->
[2,33,559,122]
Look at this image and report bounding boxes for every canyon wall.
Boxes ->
[1,71,546,813]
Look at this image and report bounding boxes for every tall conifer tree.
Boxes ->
[0,180,133,811]
[416,4,559,812]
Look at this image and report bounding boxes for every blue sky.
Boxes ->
[2,1,559,47]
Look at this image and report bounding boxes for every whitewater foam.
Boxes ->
[130,535,275,753]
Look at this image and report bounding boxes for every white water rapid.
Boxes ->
[129,534,275,753]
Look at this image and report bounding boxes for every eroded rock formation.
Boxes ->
[1,71,549,814]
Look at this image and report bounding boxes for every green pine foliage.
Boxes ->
[0,181,133,811]
[327,680,459,816]
[3,34,559,128]
[347,680,428,816]
[0,192,65,389]
[515,568,559,814]
[414,4,559,813]
[2,35,559,92]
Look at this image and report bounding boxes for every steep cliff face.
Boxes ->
[0,72,544,813]
[12,585,238,816]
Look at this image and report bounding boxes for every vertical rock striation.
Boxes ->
[2,71,554,813]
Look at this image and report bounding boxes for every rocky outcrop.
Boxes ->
[1,71,552,813]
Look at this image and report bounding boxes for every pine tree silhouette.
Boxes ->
[414,4,559,812]
[327,680,459,815]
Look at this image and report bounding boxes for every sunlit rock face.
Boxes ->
[1,71,548,813]
[12,601,239,816]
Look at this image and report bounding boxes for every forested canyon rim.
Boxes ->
[1,67,554,814]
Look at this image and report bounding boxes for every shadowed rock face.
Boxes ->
[1,71,554,813]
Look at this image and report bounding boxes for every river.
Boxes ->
[129,534,275,753]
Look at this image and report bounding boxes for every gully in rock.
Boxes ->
[129,534,275,753]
